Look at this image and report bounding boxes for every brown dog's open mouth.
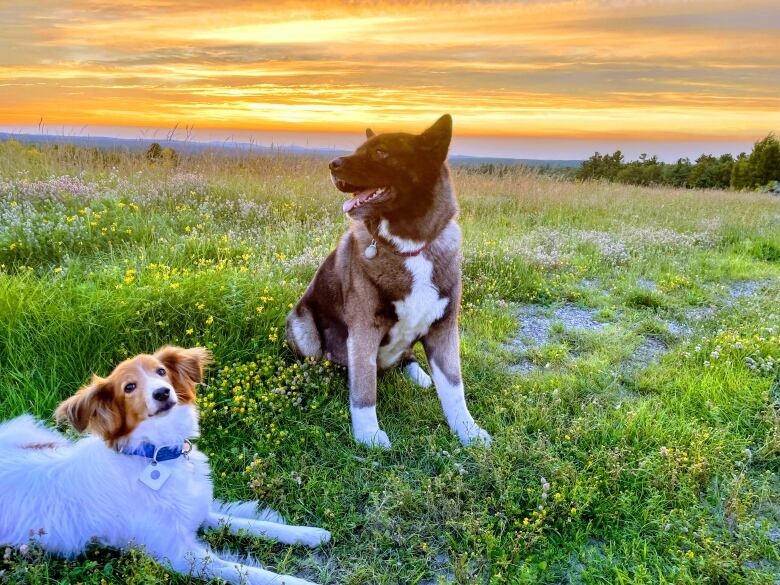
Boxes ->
[332,177,390,213]
[341,187,390,213]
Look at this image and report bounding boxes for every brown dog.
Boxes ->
[286,115,490,449]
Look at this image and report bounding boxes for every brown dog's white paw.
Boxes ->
[354,428,391,449]
[403,362,432,388]
[460,425,492,448]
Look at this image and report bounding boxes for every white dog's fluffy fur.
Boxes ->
[0,348,329,585]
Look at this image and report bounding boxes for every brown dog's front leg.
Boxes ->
[423,318,492,447]
[347,327,390,448]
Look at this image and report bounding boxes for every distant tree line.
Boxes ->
[576,133,780,191]
[145,142,179,166]
[458,162,577,179]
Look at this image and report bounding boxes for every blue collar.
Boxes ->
[120,441,189,462]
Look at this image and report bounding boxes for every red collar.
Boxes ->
[395,241,429,257]
[371,237,429,257]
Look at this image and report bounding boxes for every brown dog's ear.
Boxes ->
[54,376,118,434]
[418,114,452,163]
[154,346,212,403]
[365,128,376,139]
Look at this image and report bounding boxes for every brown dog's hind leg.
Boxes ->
[286,304,322,358]
[400,348,432,388]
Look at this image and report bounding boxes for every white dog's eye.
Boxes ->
[375,149,388,160]
[156,367,166,376]
[124,383,137,394]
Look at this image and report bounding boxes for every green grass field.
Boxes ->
[0,139,778,584]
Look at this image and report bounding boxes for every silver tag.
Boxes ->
[364,240,377,259]
[139,460,173,490]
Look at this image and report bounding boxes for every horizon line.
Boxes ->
[0,124,771,163]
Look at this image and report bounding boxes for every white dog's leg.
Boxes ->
[167,545,320,585]
[208,513,331,548]
[212,500,286,524]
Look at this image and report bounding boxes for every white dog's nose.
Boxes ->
[152,387,170,402]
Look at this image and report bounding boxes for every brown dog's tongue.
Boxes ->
[342,195,359,213]
[342,188,375,213]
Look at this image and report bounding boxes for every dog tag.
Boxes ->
[139,460,173,490]
[364,240,377,259]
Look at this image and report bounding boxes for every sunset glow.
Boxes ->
[1,1,778,156]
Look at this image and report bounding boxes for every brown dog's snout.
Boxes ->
[329,157,344,171]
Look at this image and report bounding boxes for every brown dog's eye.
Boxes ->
[124,383,137,394]
[156,367,166,376]
[375,149,388,160]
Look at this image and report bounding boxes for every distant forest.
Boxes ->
[576,133,780,191]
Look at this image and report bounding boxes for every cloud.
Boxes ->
[0,0,778,140]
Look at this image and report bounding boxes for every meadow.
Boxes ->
[0,139,778,584]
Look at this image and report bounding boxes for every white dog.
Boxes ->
[0,346,330,585]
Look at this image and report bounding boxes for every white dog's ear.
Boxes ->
[365,128,376,139]
[154,346,212,403]
[55,377,117,434]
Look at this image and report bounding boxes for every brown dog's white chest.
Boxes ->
[376,253,449,370]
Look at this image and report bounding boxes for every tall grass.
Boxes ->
[0,139,779,584]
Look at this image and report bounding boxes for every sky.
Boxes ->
[0,0,778,160]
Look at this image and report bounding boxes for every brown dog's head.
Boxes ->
[329,114,453,220]
[55,346,211,446]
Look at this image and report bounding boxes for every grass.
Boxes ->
[0,138,779,584]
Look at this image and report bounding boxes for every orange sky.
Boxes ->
[1,0,778,157]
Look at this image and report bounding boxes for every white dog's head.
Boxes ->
[55,346,211,447]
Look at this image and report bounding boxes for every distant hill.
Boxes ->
[0,132,582,169]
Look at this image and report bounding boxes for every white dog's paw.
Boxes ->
[403,362,432,388]
[297,527,332,548]
[460,425,492,448]
[354,428,392,449]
